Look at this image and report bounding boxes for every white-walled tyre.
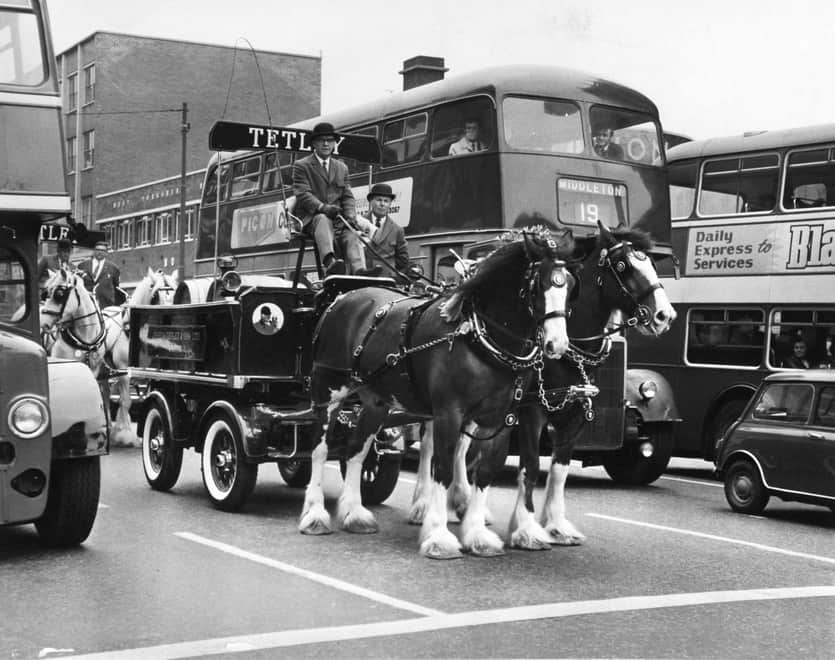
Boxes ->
[140,401,183,491]
[200,412,257,511]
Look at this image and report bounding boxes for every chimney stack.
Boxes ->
[399,56,448,91]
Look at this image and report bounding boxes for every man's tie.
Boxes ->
[322,159,329,175]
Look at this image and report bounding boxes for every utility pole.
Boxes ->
[178,102,190,280]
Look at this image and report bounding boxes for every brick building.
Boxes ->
[57,32,320,283]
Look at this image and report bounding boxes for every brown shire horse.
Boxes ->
[508,223,676,549]
[299,230,576,559]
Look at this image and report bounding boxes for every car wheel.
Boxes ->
[278,458,312,488]
[603,422,673,486]
[200,412,257,512]
[724,459,769,515]
[35,457,101,547]
[339,449,402,506]
[140,401,183,491]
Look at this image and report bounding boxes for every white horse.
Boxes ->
[40,266,175,446]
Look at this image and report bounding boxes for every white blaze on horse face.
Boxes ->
[630,252,676,336]
[542,271,569,359]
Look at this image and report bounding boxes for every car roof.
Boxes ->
[763,370,835,385]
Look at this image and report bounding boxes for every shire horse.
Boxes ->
[299,229,576,558]
[508,223,675,548]
[40,266,175,446]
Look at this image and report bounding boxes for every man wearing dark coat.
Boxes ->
[37,237,73,291]
[292,122,377,276]
[78,240,122,308]
[361,183,410,278]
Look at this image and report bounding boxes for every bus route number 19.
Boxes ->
[579,202,599,224]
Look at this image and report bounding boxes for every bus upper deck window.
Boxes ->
[783,147,835,210]
[589,106,662,166]
[699,154,779,216]
[669,160,698,220]
[430,98,495,159]
[503,97,583,154]
[0,10,46,86]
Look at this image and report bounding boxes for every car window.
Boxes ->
[752,383,813,423]
[815,386,835,428]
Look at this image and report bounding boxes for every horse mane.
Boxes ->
[610,227,654,253]
[441,229,572,322]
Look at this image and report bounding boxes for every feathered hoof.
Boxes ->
[419,529,463,560]
[299,506,333,536]
[510,527,553,551]
[546,527,586,546]
[339,506,378,534]
[110,426,139,448]
[407,499,429,525]
[463,527,505,557]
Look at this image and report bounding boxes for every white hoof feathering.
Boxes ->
[419,527,463,560]
[408,498,430,525]
[338,500,378,534]
[510,518,552,551]
[110,425,139,448]
[299,502,332,536]
[462,525,505,557]
[544,521,586,545]
[448,481,471,521]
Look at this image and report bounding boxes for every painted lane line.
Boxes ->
[587,513,835,565]
[659,475,722,488]
[175,532,442,617]
[64,585,835,659]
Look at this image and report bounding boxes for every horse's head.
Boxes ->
[133,267,176,306]
[576,222,676,336]
[40,266,88,330]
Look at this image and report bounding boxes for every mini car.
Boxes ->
[714,370,835,516]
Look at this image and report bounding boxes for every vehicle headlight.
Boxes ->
[638,380,658,400]
[8,397,49,439]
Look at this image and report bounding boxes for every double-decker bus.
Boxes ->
[629,123,835,461]
[0,0,107,545]
[187,65,680,483]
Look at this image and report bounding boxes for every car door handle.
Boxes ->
[807,432,825,440]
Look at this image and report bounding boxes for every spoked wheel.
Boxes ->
[724,459,769,515]
[340,447,402,506]
[140,401,183,491]
[278,458,312,488]
[200,412,257,512]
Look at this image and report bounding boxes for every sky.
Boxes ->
[45,0,835,141]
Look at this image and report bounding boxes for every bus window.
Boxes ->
[686,307,764,367]
[0,247,26,324]
[229,156,261,198]
[589,106,662,166]
[382,113,427,167]
[699,154,779,216]
[430,98,494,158]
[770,308,835,369]
[782,147,835,210]
[0,9,45,86]
[503,97,583,154]
[262,151,292,192]
[343,126,378,174]
[669,160,698,220]
[203,163,231,204]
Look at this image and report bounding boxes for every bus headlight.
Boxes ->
[638,380,658,400]
[8,397,49,439]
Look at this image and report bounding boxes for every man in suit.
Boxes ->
[592,127,625,160]
[449,118,487,156]
[78,240,122,308]
[292,122,377,276]
[361,183,410,279]
[37,237,73,292]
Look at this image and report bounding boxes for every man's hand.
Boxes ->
[321,204,340,219]
[355,216,375,236]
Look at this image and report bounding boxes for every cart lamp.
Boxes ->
[8,397,49,439]
[638,380,658,400]
[639,440,655,458]
[220,270,242,294]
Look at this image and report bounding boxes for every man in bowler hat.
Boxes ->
[292,122,377,276]
[78,240,122,308]
[37,237,73,291]
[361,183,410,278]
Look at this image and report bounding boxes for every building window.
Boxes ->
[103,223,115,248]
[66,136,76,173]
[155,213,172,244]
[137,215,152,246]
[118,220,133,249]
[83,64,95,105]
[81,195,93,225]
[82,130,95,169]
[67,72,77,112]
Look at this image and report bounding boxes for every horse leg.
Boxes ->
[110,372,138,447]
[408,420,433,524]
[540,423,585,545]
[418,413,463,560]
[447,432,472,521]
[460,424,506,557]
[299,384,349,535]
[337,400,386,534]
[508,409,552,551]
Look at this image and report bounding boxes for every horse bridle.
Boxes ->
[596,240,663,329]
[41,274,107,351]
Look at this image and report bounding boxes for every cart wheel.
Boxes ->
[278,458,312,488]
[724,459,769,515]
[339,449,402,506]
[140,401,183,491]
[35,457,101,547]
[200,412,257,511]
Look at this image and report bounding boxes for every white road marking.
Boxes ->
[175,532,441,617]
[587,513,835,565]
[64,585,835,659]
[659,475,722,488]
[97,503,110,508]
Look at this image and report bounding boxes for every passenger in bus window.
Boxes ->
[817,334,834,368]
[292,122,377,277]
[361,183,410,280]
[448,118,487,156]
[592,127,624,160]
[782,338,811,369]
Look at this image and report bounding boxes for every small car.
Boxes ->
[714,370,835,516]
